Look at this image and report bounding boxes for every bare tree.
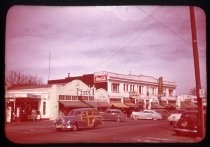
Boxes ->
[5,71,43,89]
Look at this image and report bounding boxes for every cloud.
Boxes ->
[5,6,206,95]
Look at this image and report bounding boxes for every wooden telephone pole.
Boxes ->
[189,6,205,138]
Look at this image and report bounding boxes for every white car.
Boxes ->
[131,109,162,120]
[167,109,186,125]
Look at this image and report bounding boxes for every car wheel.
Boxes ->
[56,128,62,131]
[152,117,157,120]
[169,121,174,125]
[72,124,78,131]
[133,115,138,120]
[116,117,121,122]
[93,122,99,129]
[175,131,180,136]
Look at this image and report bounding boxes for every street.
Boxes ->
[4,118,204,144]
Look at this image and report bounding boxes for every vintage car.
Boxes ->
[172,111,206,136]
[131,109,162,120]
[99,109,126,122]
[167,109,186,125]
[53,108,103,131]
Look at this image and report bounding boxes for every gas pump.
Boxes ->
[6,107,12,123]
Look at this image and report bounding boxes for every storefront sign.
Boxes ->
[94,72,107,83]
[129,92,139,98]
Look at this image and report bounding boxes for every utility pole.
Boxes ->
[189,6,205,138]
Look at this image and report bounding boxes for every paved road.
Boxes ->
[4,119,204,144]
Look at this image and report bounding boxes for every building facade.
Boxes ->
[5,71,178,121]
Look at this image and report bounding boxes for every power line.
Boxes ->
[138,7,192,47]
[92,7,160,71]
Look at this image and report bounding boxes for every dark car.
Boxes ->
[172,111,206,136]
[53,108,103,131]
[99,109,126,122]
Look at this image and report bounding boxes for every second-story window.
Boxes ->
[112,83,119,92]
[152,87,155,94]
[138,86,142,94]
[130,85,132,92]
[169,89,173,96]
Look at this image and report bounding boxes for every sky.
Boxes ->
[5,5,206,95]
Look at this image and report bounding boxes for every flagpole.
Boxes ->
[48,51,51,81]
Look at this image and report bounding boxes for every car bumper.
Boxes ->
[173,128,198,133]
[55,124,73,130]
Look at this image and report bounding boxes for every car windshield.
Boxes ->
[182,113,198,119]
[68,110,76,116]
[172,110,185,114]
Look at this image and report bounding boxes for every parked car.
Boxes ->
[131,109,162,120]
[167,109,186,125]
[99,109,126,122]
[154,109,171,120]
[173,111,206,136]
[53,108,103,131]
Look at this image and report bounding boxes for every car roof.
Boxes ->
[71,108,98,111]
[182,110,198,114]
[107,109,121,111]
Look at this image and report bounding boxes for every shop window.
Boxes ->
[89,97,94,100]
[72,96,78,100]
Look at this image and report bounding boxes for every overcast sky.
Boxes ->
[5,6,206,95]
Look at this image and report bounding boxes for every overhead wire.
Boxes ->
[138,7,192,47]
[91,7,160,72]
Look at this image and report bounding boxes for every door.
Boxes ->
[81,111,94,128]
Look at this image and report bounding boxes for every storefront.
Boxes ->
[5,94,41,122]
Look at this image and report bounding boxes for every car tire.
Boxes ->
[116,117,121,122]
[152,118,157,120]
[56,128,62,131]
[133,115,138,120]
[93,122,99,129]
[175,131,180,136]
[72,124,78,131]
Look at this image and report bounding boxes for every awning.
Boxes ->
[82,100,99,107]
[160,101,169,107]
[124,102,138,107]
[160,101,176,108]
[97,101,110,107]
[59,101,91,108]
[110,102,129,108]
[168,102,177,108]
[181,102,194,109]
[151,103,165,109]
[187,102,197,108]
